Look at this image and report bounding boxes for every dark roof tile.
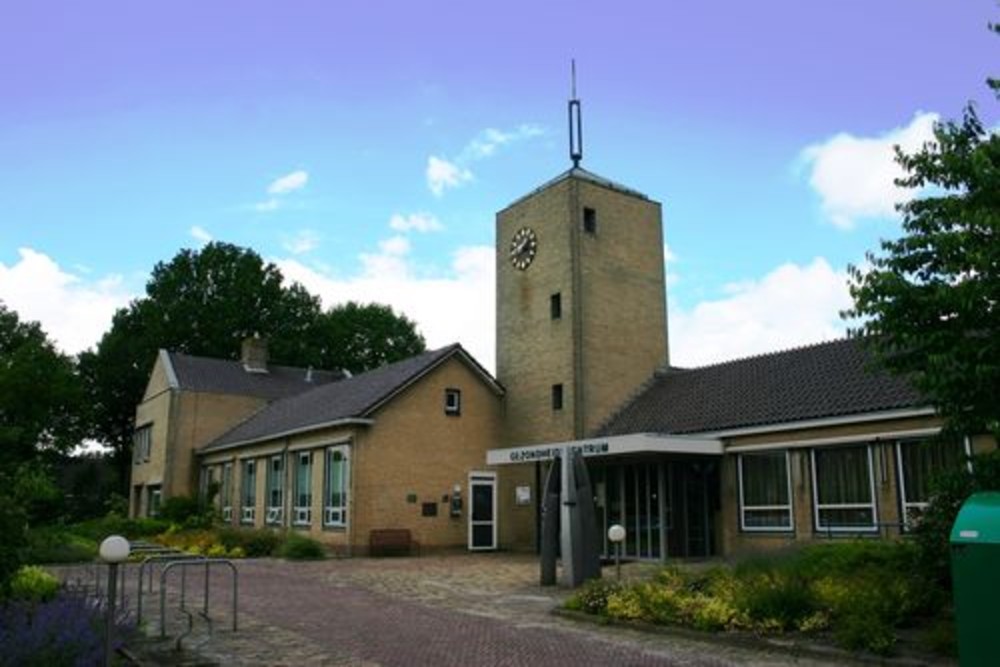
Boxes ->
[596,338,925,436]
[168,352,344,400]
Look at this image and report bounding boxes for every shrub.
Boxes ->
[280,534,326,560]
[10,566,59,602]
[736,572,816,632]
[565,578,622,615]
[0,498,27,598]
[24,526,96,564]
[217,526,282,557]
[0,587,133,666]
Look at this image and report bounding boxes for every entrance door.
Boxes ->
[468,472,496,551]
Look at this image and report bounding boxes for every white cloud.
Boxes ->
[426,156,473,197]
[282,229,320,255]
[459,124,544,161]
[669,258,852,367]
[0,248,135,355]
[389,212,444,233]
[800,112,939,229]
[276,242,496,371]
[190,226,212,244]
[267,169,309,195]
[426,124,544,197]
[663,243,679,287]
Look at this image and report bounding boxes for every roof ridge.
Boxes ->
[682,335,857,372]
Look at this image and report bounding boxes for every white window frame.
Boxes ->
[896,436,972,528]
[147,485,162,518]
[134,424,152,464]
[323,445,350,528]
[221,462,233,522]
[444,388,462,416]
[241,459,256,524]
[266,454,285,526]
[738,450,794,532]
[811,445,878,533]
[293,451,312,526]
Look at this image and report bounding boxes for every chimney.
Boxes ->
[241,335,269,373]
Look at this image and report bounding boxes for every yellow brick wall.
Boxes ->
[496,173,668,447]
[199,354,537,554]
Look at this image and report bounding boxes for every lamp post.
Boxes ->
[99,535,130,667]
[607,524,625,582]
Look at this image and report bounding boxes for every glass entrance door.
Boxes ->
[594,462,667,560]
[468,472,496,550]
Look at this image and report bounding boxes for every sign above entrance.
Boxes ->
[486,433,723,465]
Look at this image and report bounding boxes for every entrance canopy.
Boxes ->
[486,432,723,466]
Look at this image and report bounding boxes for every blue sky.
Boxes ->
[1,1,996,370]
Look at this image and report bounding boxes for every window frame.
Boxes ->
[896,436,971,529]
[811,444,878,533]
[323,445,350,528]
[293,451,313,526]
[220,462,233,522]
[583,207,597,234]
[133,424,152,464]
[265,454,285,526]
[737,450,794,533]
[147,485,162,518]
[550,292,562,320]
[444,388,462,416]
[240,458,256,524]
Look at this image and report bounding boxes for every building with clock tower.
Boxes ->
[495,96,669,448]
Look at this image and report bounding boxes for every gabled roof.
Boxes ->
[596,337,927,437]
[163,350,344,400]
[201,344,502,452]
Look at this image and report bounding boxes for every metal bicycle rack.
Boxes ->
[158,559,239,641]
[136,552,207,625]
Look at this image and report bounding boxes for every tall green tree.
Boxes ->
[82,242,426,489]
[310,301,426,374]
[844,25,999,439]
[0,303,83,471]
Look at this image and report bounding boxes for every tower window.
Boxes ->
[583,207,597,234]
[551,384,564,411]
[444,388,461,416]
[550,293,562,320]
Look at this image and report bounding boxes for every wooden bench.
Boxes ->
[369,529,420,557]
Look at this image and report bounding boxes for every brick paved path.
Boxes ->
[59,555,850,666]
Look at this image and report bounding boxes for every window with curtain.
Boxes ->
[266,455,285,525]
[241,459,256,524]
[294,451,312,526]
[897,438,967,527]
[739,451,793,531]
[812,445,876,531]
[324,446,350,527]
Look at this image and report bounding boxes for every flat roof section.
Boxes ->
[486,432,723,465]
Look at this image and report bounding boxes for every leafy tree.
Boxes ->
[82,243,426,490]
[0,303,83,471]
[309,301,426,374]
[844,30,999,440]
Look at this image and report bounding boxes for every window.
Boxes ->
[812,445,876,532]
[294,451,312,526]
[324,446,350,527]
[266,454,285,525]
[738,451,793,531]
[220,462,233,521]
[241,459,256,524]
[147,485,162,518]
[550,293,562,320]
[551,384,564,411]
[444,388,461,416]
[897,437,969,527]
[583,207,597,234]
[133,424,152,464]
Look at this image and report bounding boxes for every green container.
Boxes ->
[950,492,1000,667]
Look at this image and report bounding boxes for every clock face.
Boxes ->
[509,227,538,270]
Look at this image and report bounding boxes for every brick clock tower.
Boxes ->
[495,86,669,447]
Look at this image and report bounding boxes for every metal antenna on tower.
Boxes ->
[568,59,583,168]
